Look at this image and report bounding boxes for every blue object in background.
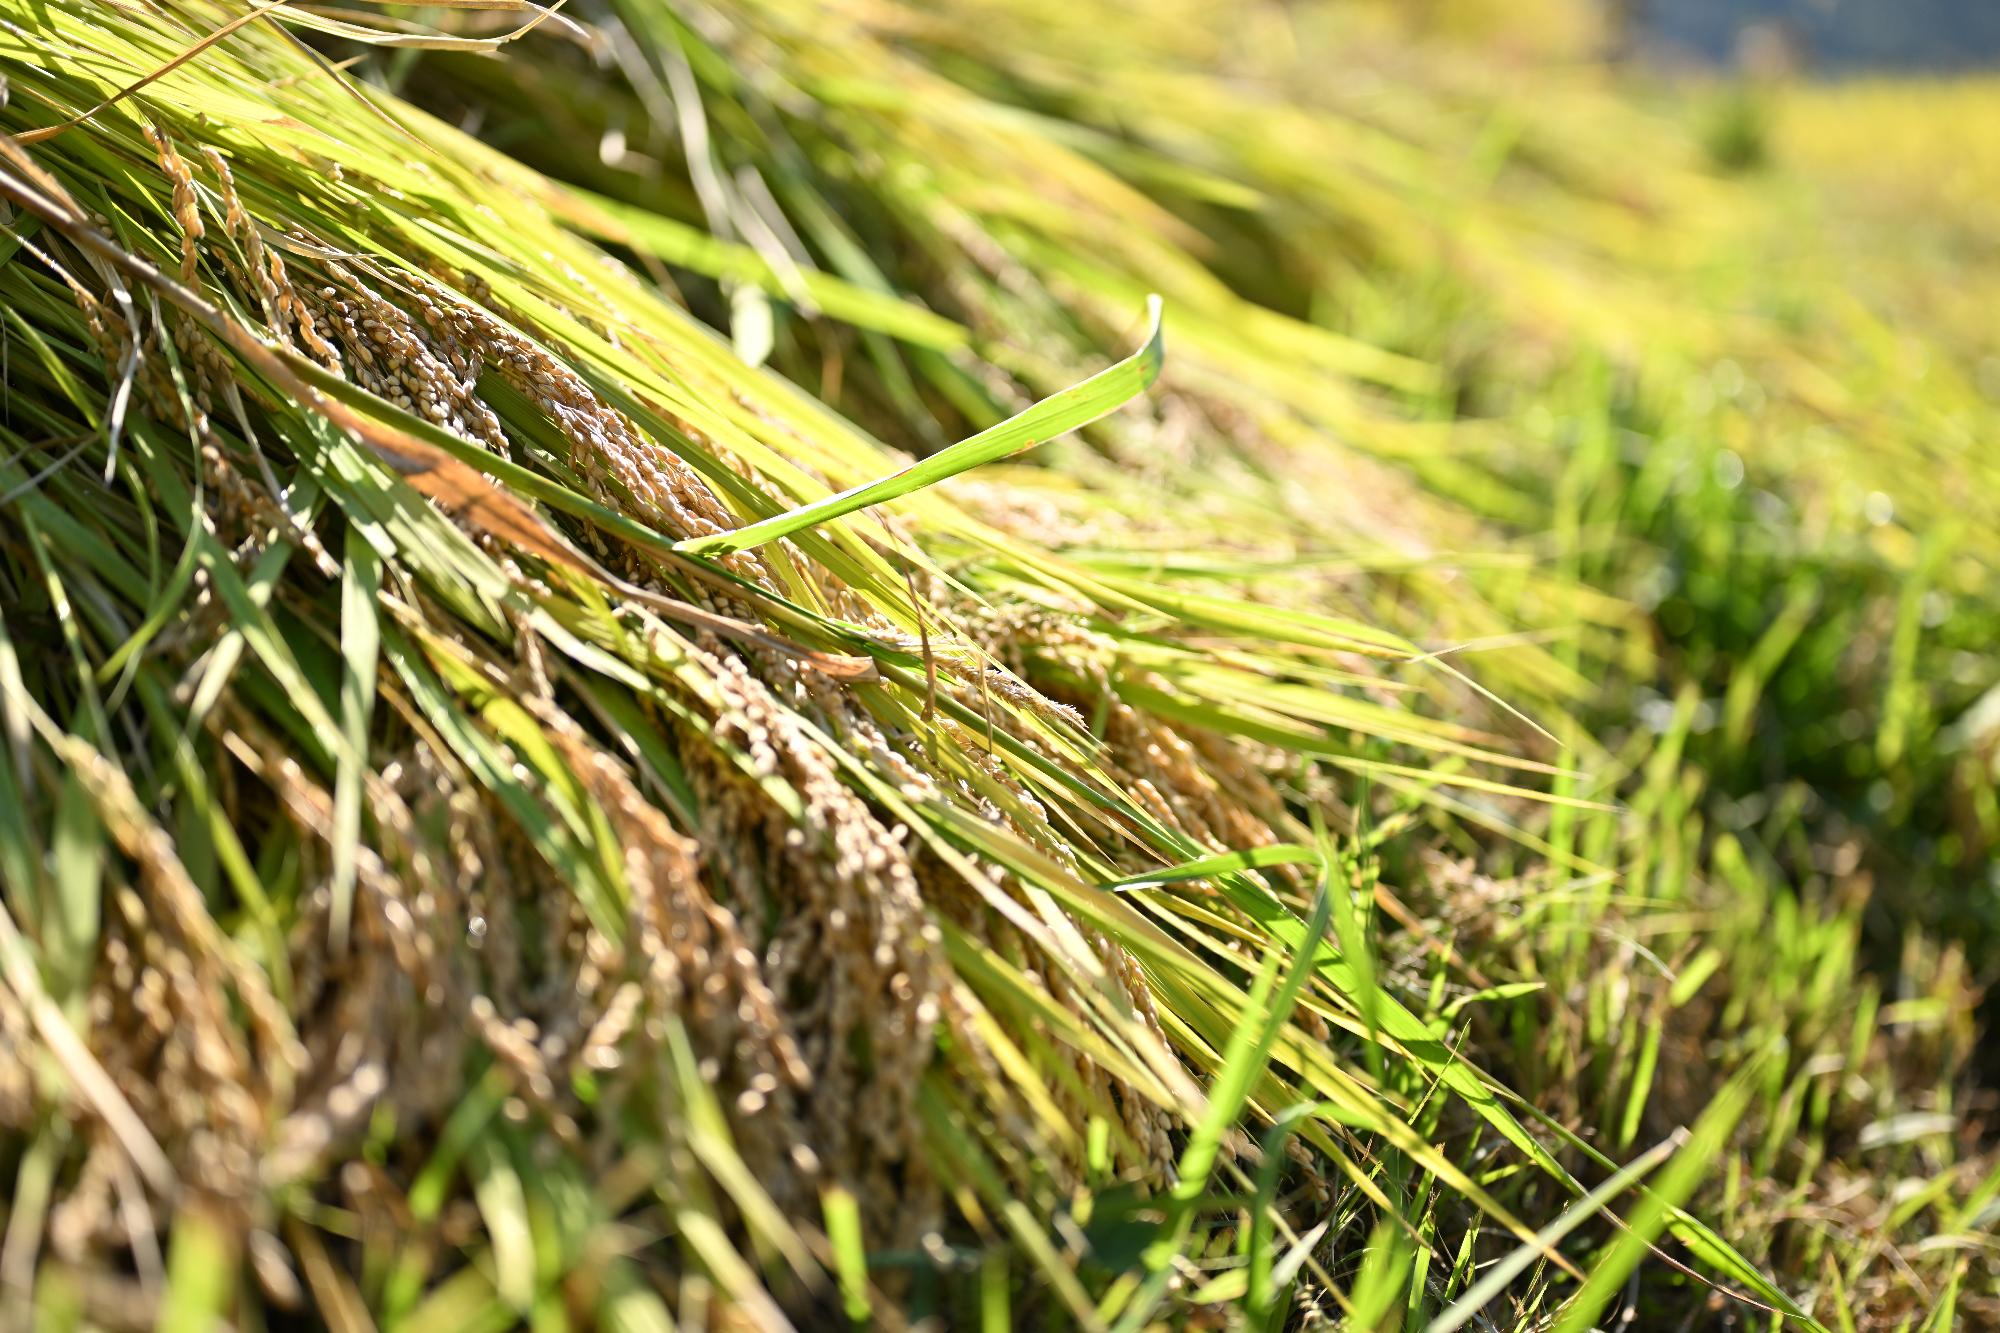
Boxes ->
[1634,0,2000,71]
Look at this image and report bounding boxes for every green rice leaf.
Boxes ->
[677,296,1165,555]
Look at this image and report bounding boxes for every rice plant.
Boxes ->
[0,1,1992,1329]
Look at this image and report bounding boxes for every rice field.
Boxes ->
[0,2,1993,1329]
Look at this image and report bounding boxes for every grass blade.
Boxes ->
[677,296,1164,555]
